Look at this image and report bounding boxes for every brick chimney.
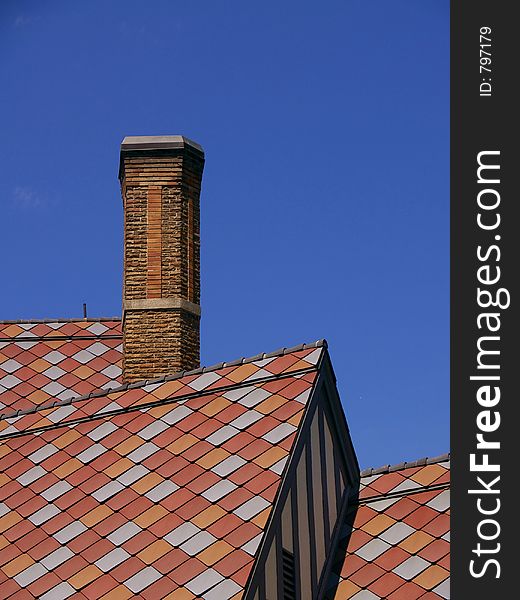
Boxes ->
[119,136,205,382]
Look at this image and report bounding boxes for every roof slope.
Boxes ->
[0,341,324,600]
[0,320,122,414]
[326,456,450,600]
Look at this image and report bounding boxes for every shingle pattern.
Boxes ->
[326,457,450,600]
[0,321,122,414]
[0,343,323,599]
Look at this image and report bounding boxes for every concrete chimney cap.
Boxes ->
[120,135,204,155]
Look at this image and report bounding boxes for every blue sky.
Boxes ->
[0,1,449,468]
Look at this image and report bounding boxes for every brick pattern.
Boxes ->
[146,187,162,299]
[0,321,122,414]
[326,460,450,600]
[0,345,322,599]
[120,148,204,382]
[123,310,199,384]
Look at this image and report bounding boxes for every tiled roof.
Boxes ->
[0,341,324,599]
[0,320,122,414]
[326,456,450,600]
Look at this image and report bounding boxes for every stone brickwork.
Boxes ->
[122,309,200,382]
[119,137,204,382]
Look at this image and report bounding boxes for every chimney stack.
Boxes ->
[119,136,204,383]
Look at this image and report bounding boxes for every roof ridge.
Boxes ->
[360,453,450,477]
[358,480,450,505]
[0,317,121,324]
[0,339,327,422]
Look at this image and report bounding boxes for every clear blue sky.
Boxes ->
[0,1,449,469]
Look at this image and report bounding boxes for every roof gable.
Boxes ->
[0,342,325,599]
[325,456,450,600]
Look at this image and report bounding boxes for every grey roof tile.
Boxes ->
[107,522,141,546]
[138,420,169,440]
[88,421,118,441]
[393,556,430,580]
[229,411,263,430]
[212,455,246,477]
[28,444,58,464]
[242,533,263,555]
[41,481,73,501]
[427,490,450,512]
[127,442,160,463]
[77,444,107,464]
[238,388,271,407]
[164,522,200,546]
[44,351,66,365]
[180,531,217,556]
[351,591,381,600]
[42,366,67,380]
[29,504,60,525]
[185,569,224,596]
[0,374,22,389]
[1,359,22,373]
[355,539,391,561]
[433,577,450,599]
[88,342,110,356]
[40,583,75,600]
[41,547,74,570]
[117,465,149,486]
[92,480,124,501]
[162,405,193,425]
[54,521,87,544]
[86,323,109,335]
[202,480,237,502]
[223,386,256,401]
[234,496,270,520]
[71,349,96,364]
[146,480,179,502]
[206,425,239,446]
[380,522,415,545]
[17,465,46,486]
[190,372,221,391]
[202,579,242,600]
[95,548,131,572]
[14,563,47,587]
[125,566,161,593]
[41,381,66,396]
[101,364,122,379]
[263,423,296,444]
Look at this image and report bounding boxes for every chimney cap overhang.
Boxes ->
[120,135,204,155]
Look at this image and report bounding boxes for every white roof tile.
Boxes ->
[355,538,391,561]
[234,496,270,520]
[164,522,200,546]
[206,425,239,446]
[185,569,224,596]
[146,480,179,502]
[202,480,237,502]
[95,548,131,572]
[107,522,141,546]
[393,555,430,580]
[54,521,87,543]
[181,531,217,556]
[41,547,74,570]
[125,566,162,593]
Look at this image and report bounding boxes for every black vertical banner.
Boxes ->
[451,2,517,599]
